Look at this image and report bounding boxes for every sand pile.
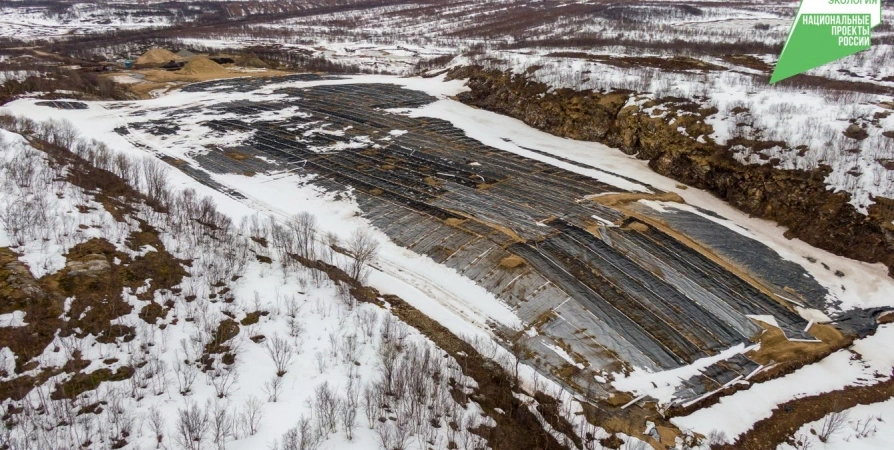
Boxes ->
[499,255,526,269]
[136,48,179,65]
[237,54,269,69]
[178,57,228,76]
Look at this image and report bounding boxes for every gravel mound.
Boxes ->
[135,48,178,65]
[177,57,228,76]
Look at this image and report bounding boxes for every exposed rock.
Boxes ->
[843,123,869,141]
[65,254,111,278]
[446,66,894,276]
[0,250,46,305]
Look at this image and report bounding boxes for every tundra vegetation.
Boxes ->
[0,113,616,450]
[0,1,893,449]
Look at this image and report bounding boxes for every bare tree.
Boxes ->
[818,411,849,443]
[314,382,341,436]
[0,198,40,247]
[289,211,318,260]
[289,315,305,339]
[35,119,59,144]
[106,389,137,445]
[507,340,531,387]
[285,294,303,318]
[339,401,358,440]
[209,401,234,450]
[208,362,239,399]
[376,420,412,450]
[381,315,396,342]
[315,351,327,374]
[375,421,394,450]
[174,352,200,395]
[339,380,359,440]
[792,433,814,450]
[285,295,305,337]
[240,396,264,437]
[142,157,171,206]
[358,309,378,340]
[341,333,359,364]
[54,119,79,149]
[176,401,209,450]
[266,334,295,377]
[2,150,39,189]
[362,382,380,429]
[146,406,166,448]
[336,281,356,310]
[113,152,138,185]
[279,416,321,450]
[854,415,879,438]
[270,221,296,274]
[706,429,728,446]
[346,229,379,282]
[264,375,285,403]
[146,352,170,397]
[379,340,401,394]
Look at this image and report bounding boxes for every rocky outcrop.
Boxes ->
[447,66,894,275]
[65,254,111,278]
[0,249,47,305]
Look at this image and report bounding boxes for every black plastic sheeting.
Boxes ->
[35,101,88,110]
[121,80,884,374]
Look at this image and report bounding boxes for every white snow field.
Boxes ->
[165,0,894,216]
[6,0,889,214]
[0,123,507,450]
[0,75,622,450]
[778,398,894,450]
[0,4,174,40]
[8,74,894,319]
[465,50,894,216]
[2,73,894,449]
[672,324,894,443]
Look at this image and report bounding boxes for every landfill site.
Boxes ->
[109,75,879,405]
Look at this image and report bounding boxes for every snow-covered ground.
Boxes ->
[1,74,629,449]
[2,71,893,449]
[164,0,893,216]
[611,343,756,406]
[9,0,889,215]
[1,75,531,337]
[0,0,890,447]
[672,324,894,443]
[399,85,894,316]
[9,74,894,318]
[778,399,894,450]
[0,116,502,450]
[466,49,894,215]
[7,72,894,332]
[0,130,129,278]
[170,39,457,75]
[0,4,174,40]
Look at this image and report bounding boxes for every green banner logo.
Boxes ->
[771,0,883,83]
